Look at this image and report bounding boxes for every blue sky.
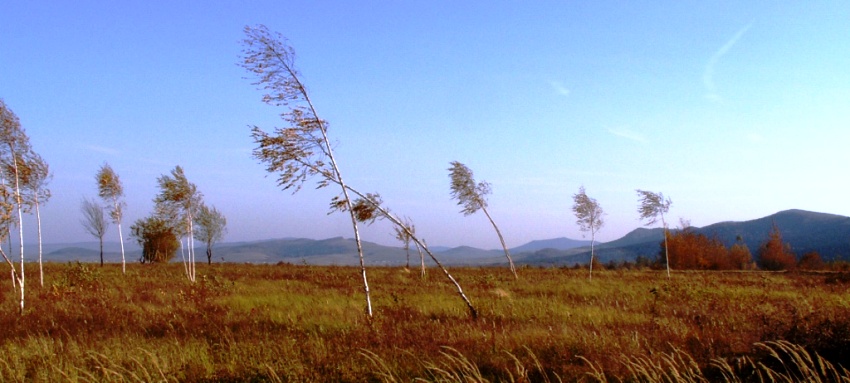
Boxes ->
[2,1,849,250]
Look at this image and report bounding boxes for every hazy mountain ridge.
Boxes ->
[36,209,850,265]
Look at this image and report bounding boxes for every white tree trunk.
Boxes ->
[118,221,125,274]
[481,206,517,279]
[12,151,25,313]
[36,197,43,287]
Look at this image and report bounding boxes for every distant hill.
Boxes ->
[35,209,850,266]
[545,209,850,266]
[511,237,592,253]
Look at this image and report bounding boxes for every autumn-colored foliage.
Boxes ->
[757,224,797,271]
[798,251,826,270]
[664,229,753,270]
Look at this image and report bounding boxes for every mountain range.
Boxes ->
[34,209,850,266]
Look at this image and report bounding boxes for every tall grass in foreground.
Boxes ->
[0,263,849,381]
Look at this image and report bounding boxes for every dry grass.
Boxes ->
[0,263,848,381]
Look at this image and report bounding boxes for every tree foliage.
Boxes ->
[130,216,179,264]
[154,166,203,281]
[757,224,796,271]
[664,228,753,270]
[448,161,516,279]
[636,189,672,277]
[96,163,127,273]
[572,186,604,280]
[80,197,108,266]
[194,204,227,264]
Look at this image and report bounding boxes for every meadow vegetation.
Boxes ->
[1,263,849,382]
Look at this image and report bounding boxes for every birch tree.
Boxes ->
[194,204,227,264]
[572,186,604,281]
[636,189,672,278]
[154,166,202,282]
[80,197,109,266]
[96,163,127,274]
[0,99,31,313]
[20,153,51,286]
[394,217,427,278]
[241,25,477,319]
[448,161,517,279]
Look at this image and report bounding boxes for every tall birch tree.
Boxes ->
[154,166,202,282]
[241,25,477,319]
[0,99,31,313]
[636,189,673,278]
[96,163,127,274]
[20,153,51,286]
[448,161,517,279]
[572,186,604,281]
[80,197,109,266]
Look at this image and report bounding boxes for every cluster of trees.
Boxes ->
[0,99,52,313]
[664,227,754,270]
[80,164,228,281]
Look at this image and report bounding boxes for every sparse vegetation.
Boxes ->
[0,263,848,382]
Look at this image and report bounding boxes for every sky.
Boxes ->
[1,1,849,251]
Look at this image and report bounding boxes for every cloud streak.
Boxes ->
[703,23,752,102]
[549,81,570,97]
[607,127,648,143]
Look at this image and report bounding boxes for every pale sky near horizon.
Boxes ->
[2,1,849,251]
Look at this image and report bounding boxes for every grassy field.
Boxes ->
[0,262,848,382]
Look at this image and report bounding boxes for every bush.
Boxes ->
[757,224,796,271]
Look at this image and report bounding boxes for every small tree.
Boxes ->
[798,251,825,271]
[96,163,127,274]
[449,161,516,279]
[130,216,180,263]
[80,198,109,266]
[636,189,672,278]
[194,204,227,264]
[394,217,414,270]
[572,186,604,280]
[154,166,202,282]
[757,224,796,271]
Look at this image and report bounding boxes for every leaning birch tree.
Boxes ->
[572,186,604,281]
[241,25,477,319]
[448,161,517,279]
[636,189,672,278]
[154,166,202,282]
[0,99,31,313]
[96,163,127,274]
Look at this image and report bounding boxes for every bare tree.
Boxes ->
[80,198,109,266]
[572,186,604,281]
[194,204,227,264]
[96,163,127,274]
[394,216,414,270]
[241,25,477,318]
[448,161,516,279]
[636,189,673,278]
[154,166,202,282]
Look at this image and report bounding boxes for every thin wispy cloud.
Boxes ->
[83,144,120,156]
[703,23,752,102]
[607,127,648,143]
[549,80,570,97]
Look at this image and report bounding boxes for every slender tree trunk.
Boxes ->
[207,245,212,265]
[99,237,104,266]
[180,240,188,279]
[662,215,670,278]
[11,149,25,313]
[117,220,125,275]
[589,232,595,281]
[188,215,195,282]
[481,206,517,279]
[36,197,43,287]
[343,185,477,319]
[416,242,426,279]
